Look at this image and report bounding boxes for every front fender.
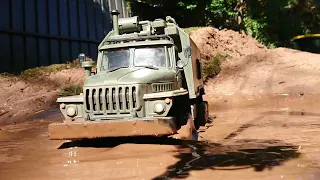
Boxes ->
[143,89,188,117]
[56,95,85,121]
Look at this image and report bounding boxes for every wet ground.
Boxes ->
[0,95,320,180]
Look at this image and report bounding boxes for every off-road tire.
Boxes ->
[195,100,209,129]
[169,114,197,140]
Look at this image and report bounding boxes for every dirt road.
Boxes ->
[0,93,319,180]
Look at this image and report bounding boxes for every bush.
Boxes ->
[202,53,231,80]
[57,84,83,97]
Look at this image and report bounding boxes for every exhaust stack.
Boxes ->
[111,10,120,35]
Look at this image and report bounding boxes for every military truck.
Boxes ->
[48,10,209,140]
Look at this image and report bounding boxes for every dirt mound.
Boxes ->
[0,68,85,124]
[204,48,320,103]
[190,27,266,59]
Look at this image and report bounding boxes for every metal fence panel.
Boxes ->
[0,0,128,73]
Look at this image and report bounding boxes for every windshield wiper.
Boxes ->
[107,66,128,72]
[135,65,159,70]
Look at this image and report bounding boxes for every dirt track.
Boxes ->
[0,93,320,180]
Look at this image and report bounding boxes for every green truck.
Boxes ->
[48,10,209,140]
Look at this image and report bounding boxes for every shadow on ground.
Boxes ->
[153,139,300,179]
[59,136,300,180]
[58,136,184,149]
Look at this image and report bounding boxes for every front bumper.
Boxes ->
[48,117,177,140]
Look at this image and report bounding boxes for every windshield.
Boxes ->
[134,47,167,67]
[101,46,169,71]
[102,48,130,71]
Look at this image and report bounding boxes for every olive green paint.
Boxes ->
[56,10,205,122]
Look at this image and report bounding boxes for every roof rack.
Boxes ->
[103,35,174,46]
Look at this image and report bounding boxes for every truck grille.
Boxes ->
[152,82,174,92]
[84,86,140,114]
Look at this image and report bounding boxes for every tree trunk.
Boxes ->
[235,0,245,33]
[196,0,206,26]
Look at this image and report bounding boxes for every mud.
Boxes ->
[0,95,320,180]
[0,68,85,124]
[205,48,320,98]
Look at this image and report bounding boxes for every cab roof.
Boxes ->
[99,35,174,50]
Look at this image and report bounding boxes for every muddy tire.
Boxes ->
[169,114,197,140]
[195,100,209,129]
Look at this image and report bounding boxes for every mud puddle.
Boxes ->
[0,96,320,180]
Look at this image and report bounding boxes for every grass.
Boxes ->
[0,73,17,83]
[57,84,83,97]
[0,72,15,81]
[202,53,231,80]
[19,61,81,81]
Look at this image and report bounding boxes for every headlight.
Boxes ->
[154,102,165,114]
[66,106,77,117]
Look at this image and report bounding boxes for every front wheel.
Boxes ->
[169,114,198,140]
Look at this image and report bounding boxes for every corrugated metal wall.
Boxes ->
[0,0,128,73]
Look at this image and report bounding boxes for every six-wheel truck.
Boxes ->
[48,10,209,140]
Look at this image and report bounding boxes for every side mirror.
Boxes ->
[78,53,86,64]
[79,53,94,78]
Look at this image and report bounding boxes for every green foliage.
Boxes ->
[177,2,197,10]
[243,0,320,46]
[57,84,83,97]
[205,0,237,28]
[126,0,238,28]
[127,0,320,48]
[242,16,275,47]
[202,53,231,80]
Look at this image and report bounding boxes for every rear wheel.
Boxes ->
[195,98,209,129]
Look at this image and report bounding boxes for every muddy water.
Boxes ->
[0,95,320,180]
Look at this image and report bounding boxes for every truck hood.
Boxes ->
[84,68,176,86]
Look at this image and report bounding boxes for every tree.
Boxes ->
[126,0,320,47]
[235,0,245,33]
